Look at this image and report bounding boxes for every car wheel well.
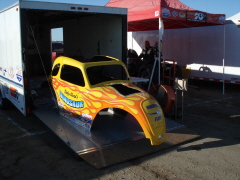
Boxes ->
[91,107,140,130]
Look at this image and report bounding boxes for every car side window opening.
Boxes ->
[60,65,85,87]
[51,63,60,76]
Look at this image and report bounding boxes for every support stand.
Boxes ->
[148,57,160,91]
[174,78,188,123]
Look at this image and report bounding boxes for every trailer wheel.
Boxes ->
[0,90,8,110]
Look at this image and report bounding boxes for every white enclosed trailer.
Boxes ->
[0,0,199,168]
[0,0,127,115]
[163,20,240,84]
[128,17,240,84]
[0,0,133,168]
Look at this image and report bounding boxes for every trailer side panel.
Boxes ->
[0,4,26,115]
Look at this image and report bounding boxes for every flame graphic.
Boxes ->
[52,78,152,120]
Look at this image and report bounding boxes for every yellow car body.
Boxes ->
[50,55,166,145]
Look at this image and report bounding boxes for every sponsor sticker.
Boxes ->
[16,66,22,82]
[60,111,92,130]
[172,11,178,17]
[155,116,162,122]
[60,91,84,108]
[187,12,206,22]
[207,16,212,21]
[8,67,14,79]
[146,104,158,109]
[219,16,225,24]
[162,8,170,18]
[148,111,161,115]
[3,69,7,76]
[81,113,93,124]
[64,89,78,99]
[179,12,185,18]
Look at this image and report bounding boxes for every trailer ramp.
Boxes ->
[33,109,200,169]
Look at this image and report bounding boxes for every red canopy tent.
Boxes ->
[106,0,225,31]
[106,0,226,89]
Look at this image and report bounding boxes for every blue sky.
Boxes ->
[0,0,239,18]
[1,0,239,41]
[180,0,239,19]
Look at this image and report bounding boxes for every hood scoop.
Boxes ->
[110,84,141,96]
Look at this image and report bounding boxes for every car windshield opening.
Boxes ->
[87,64,128,85]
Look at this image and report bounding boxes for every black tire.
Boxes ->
[150,85,168,110]
[0,90,8,110]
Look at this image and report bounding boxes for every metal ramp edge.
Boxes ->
[33,109,200,169]
[80,127,200,169]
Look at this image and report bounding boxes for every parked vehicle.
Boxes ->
[51,55,166,145]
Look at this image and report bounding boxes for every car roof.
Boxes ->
[54,55,125,69]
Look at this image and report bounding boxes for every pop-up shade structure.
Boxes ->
[106,0,225,31]
[106,0,226,89]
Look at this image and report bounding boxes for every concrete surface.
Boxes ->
[0,80,239,180]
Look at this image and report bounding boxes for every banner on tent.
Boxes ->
[161,7,225,25]
[186,11,207,22]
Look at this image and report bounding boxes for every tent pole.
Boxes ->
[223,24,225,95]
[158,18,164,85]
[148,18,164,90]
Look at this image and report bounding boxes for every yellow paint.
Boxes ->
[51,56,166,146]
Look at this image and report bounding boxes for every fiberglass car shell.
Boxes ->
[50,56,166,145]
